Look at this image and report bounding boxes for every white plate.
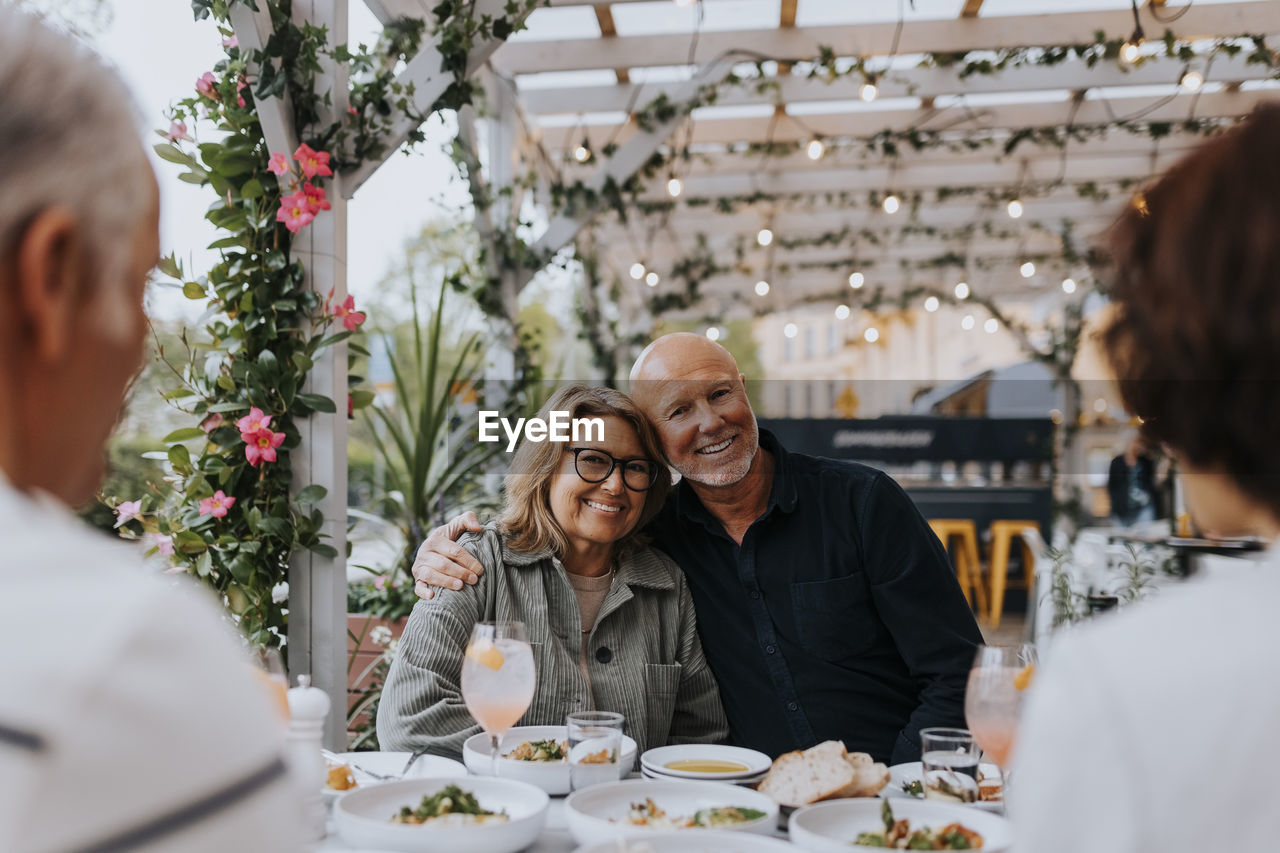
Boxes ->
[573,828,798,852]
[641,767,766,787]
[334,776,548,853]
[565,779,778,846]
[328,751,468,783]
[463,726,638,795]
[640,744,773,780]
[789,798,1013,852]
[884,761,1004,811]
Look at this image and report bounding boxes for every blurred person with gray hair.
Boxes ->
[0,7,305,851]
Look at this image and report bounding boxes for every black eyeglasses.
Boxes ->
[569,447,659,492]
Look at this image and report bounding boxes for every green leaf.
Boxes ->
[309,542,339,559]
[178,169,209,185]
[207,401,248,414]
[167,444,192,472]
[241,178,264,199]
[163,427,207,443]
[216,374,236,391]
[174,530,207,555]
[297,392,336,413]
[296,484,327,506]
[258,517,292,539]
[162,387,196,400]
[183,281,206,299]
[291,352,314,372]
[207,236,244,250]
[154,142,195,166]
[157,254,182,279]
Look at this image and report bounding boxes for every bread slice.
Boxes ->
[757,741,890,806]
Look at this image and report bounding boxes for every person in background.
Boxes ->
[0,9,305,851]
[377,385,727,759]
[1012,104,1280,851]
[1106,433,1158,526]
[412,335,981,765]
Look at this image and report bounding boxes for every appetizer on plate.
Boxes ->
[757,740,889,807]
[855,800,983,849]
[617,798,768,829]
[326,764,357,791]
[505,739,567,762]
[391,784,509,826]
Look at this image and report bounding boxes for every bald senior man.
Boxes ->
[415,333,981,764]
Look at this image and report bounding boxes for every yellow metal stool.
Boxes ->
[987,520,1040,629]
[928,519,988,616]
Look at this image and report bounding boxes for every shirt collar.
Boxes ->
[671,427,798,526]
[499,536,674,590]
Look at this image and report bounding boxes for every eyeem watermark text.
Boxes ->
[478,411,605,452]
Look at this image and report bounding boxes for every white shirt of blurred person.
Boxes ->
[0,9,305,852]
[1010,107,1280,852]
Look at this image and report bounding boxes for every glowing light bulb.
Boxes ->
[1180,69,1203,92]
[924,296,940,312]
[1020,261,1036,278]
[757,228,773,246]
[1094,397,1109,413]
[882,193,900,214]
[834,304,850,320]
[645,271,659,287]
[783,322,798,339]
[666,176,683,197]
[1062,277,1077,294]
[755,279,770,296]
[1120,40,1141,65]
[961,314,975,330]
[573,144,590,163]
[954,281,970,300]
[984,318,999,334]
[859,80,878,102]
[629,262,645,280]
[806,138,825,160]
[848,272,865,289]
[706,327,720,341]
[1007,199,1024,219]
[864,327,879,343]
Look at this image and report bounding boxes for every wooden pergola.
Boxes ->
[227,0,1280,745]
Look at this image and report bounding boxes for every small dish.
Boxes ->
[463,725,638,795]
[640,744,772,781]
[565,778,778,846]
[883,761,1004,811]
[788,798,1012,852]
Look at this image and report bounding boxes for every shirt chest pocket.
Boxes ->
[790,573,878,663]
[642,662,681,747]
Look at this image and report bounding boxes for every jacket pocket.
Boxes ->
[643,662,681,748]
[790,573,878,663]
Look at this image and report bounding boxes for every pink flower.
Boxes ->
[347,105,358,116]
[373,575,388,591]
[267,152,289,176]
[236,77,247,108]
[147,533,176,557]
[332,295,366,332]
[196,71,219,101]
[300,182,331,214]
[292,143,332,178]
[222,35,238,49]
[243,428,286,467]
[276,191,315,233]
[347,394,354,417]
[166,120,191,142]
[199,490,236,518]
[114,500,143,526]
[200,413,225,434]
[235,407,272,437]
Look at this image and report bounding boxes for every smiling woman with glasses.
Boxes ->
[378,384,729,761]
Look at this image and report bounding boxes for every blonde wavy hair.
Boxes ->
[499,384,672,556]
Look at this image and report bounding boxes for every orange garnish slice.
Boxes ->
[466,641,505,671]
[1014,663,1035,691]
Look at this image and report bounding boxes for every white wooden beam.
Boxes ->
[493,3,1280,75]
[342,0,539,196]
[228,2,299,157]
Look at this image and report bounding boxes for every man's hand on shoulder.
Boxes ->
[411,511,486,600]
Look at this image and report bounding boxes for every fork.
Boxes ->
[321,749,398,782]
[399,748,431,778]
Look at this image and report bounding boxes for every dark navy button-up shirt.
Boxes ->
[648,429,982,764]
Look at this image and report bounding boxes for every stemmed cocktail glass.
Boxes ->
[462,620,536,776]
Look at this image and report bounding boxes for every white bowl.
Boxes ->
[463,725,638,795]
[573,828,798,852]
[640,744,773,780]
[640,767,766,788]
[334,776,548,853]
[565,779,779,846]
[788,798,1013,853]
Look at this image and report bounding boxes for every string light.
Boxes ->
[1120,39,1141,64]
[783,322,798,339]
[754,279,770,296]
[1007,199,1024,219]
[674,0,695,6]
[984,318,999,334]
[645,271,659,287]
[954,281,969,300]
[859,77,878,102]
[666,175,683,198]
[924,296,940,312]
[806,137,825,160]
[757,227,773,246]
[834,304,850,320]
[864,327,879,343]
[1180,68,1204,92]
[705,327,721,341]
[961,314,975,330]
[629,262,645,280]
[848,271,865,289]
[882,193,900,214]
[573,137,592,163]
[1062,277,1077,294]
[1094,397,1109,414]
[1020,261,1036,278]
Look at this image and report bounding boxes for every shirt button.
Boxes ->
[749,590,761,600]
[595,646,613,664]
[787,701,799,712]
[765,645,776,655]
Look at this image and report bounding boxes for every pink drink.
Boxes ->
[462,638,536,736]
[965,665,1024,767]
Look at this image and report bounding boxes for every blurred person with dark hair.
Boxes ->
[1012,104,1280,850]
[1107,433,1159,526]
[0,8,305,851]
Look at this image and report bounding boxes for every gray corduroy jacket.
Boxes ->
[376,525,729,760]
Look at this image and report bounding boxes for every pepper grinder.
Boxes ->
[286,673,330,841]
